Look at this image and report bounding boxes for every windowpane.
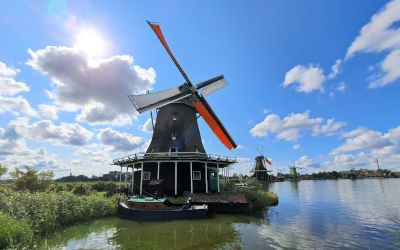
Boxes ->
[193,171,201,180]
[143,171,151,180]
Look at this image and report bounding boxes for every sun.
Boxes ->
[74,28,106,57]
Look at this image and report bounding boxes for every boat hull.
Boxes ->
[117,202,208,221]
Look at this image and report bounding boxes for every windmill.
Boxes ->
[289,160,302,178]
[129,21,237,151]
[113,21,237,196]
[251,147,272,181]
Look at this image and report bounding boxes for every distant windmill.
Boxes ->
[251,147,272,181]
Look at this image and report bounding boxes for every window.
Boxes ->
[193,171,201,180]
[195,146,198,153]
[143,171,151,180]
[172,112,177,121]
[172,132,176,140]
[170,147,178,153]
[210,172,217,179]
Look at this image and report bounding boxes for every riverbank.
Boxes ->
[0,186,123,249]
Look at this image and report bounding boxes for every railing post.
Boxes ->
[190,161,193,194]
[131,164,134,194]
[140,162,143,196]
[175,161,178,196]
[217,163,220,193]
[157,162,160,180]
[205,162,208,194]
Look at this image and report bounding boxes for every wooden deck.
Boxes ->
[187,193,249,213]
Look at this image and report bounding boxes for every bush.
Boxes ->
[0,212,33,249]
[0,190,119,236]
[10,166,54,192]
[72,183,92,195]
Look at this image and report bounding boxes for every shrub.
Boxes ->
[72,183,92,195]
[0,212,33,249]
[10,166,54,192]
[0,190,118,236]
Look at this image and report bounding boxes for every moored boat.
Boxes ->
[118,197,208,221]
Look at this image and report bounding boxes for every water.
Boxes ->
[39,179,400,249]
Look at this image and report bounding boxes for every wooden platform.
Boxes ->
[188,193,249,213]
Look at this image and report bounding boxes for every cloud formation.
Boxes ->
[250,111,345,142]
[0,61,37,117]
[11,118,93,146]
[98,128,145,152]
[283,65,326,93]
[27,46,156,125]
[346,0,400,88]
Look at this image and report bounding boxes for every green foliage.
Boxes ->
[240,189,278,211]
[0,164,7,179]
[10,166,54,192]
[0,212,33,249]
[0,190,119,237]
[72,183,93,195]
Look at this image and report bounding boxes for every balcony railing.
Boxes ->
[112,152,237,165]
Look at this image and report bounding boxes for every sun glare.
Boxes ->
[75,29,106,57]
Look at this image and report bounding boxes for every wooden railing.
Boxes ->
[112,152,237,165]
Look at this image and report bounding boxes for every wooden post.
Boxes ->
[175,161,178,196]
[190,161,193,194]
[157,162,160,180]
[131,165,134,194]
[140,162,143,196]
[217,163,220,193]
[119,166,122,189]
[125,166,128,187]
[205,162,208,194]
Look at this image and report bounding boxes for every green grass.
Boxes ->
[0,212,33,249]
[0,189,125,249]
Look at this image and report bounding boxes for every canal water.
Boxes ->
[39,179,400,249]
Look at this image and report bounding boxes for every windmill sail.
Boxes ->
[128,87,190,113]
[196,75,227,96]
[192,95,237,150]
[147,21,191,84]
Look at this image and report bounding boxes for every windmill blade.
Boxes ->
[129,86,191,113]
[196,75,227,96]
[192,95,236,150]
[147,21,192,85]
[264,157,272,166]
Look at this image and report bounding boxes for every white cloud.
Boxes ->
[346,0,400,88]
[0,61,19,77]
[98,128,145,152]
[38,104,58,120]
[313,119,346,136]
[263,107,272,114]
[0,96,38,117]
[11,118,93,146]
[336,82,347,92]
[295,155,321,169]
[293,144,301,150]
[27,46,156,125]
[328,59,342,79]
[139,118,154,133]
[283,65,326,93]
[333,129,392,154]
[0,123,68,174]
[346,0,400,57]
[0,77,30,96]
[250,111,345,142]
[369,49,400,88]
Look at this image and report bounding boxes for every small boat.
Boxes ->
[118,197,208,221]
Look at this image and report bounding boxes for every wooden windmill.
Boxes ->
[129,21,237,152]
[113,21,237,196]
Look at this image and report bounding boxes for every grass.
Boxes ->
[0,187,125,249]
[0,212,33,249]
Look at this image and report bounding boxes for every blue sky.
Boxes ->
[1,0,400,177]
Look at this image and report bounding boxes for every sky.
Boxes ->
[1,0,400,178]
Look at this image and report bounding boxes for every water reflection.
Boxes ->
[39,179,400,249]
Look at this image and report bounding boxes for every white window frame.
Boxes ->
[210,171,217,179]
[170,147,178,153]
[193,171,201,180]
[172,112,177,121]
[143,171,151,180]
[172,132,176,140]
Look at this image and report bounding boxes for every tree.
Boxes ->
[10,166,54,192]
[0,164,7,179]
